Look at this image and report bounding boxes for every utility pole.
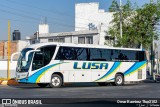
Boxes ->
[150,0,156,79]
[7,20,11,80]
[120,0,122,39]
[36,31,39,43]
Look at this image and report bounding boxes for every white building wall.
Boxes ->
[17,40,29,51]
[93,34,100,44]
[75,2,114,45]
[65,37,72,43]
[39,24,49,34]
[73,36,78,44]
[40,38,48,43]
[0,61,17,78]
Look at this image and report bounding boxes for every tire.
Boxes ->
[97,82,109,86]
[37,83,49,88]
[49,74,63,88]
[115,74,124,86]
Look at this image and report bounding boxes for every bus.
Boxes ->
[11,43,147,88]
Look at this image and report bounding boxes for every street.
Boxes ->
[0,82,159,98]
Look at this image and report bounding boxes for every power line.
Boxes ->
[0,9,88,30]
[0,0,111,33]
[5,0,110,27]
[0,4,69,23]
[0,8,39,21]
[0,3,93,30]
[0,18,37,24]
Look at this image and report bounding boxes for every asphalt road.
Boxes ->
[0,82,159,98]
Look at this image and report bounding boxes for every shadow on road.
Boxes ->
[7,82,143,89]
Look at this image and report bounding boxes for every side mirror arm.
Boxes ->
[26,50,40,62]
[11,52,21,63]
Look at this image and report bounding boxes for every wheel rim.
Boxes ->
[116,76,122,84]
[51,77,60,86]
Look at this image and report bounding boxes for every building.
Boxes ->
[26,2,114,46]
[75,2,114,45]
[0,40,29,60]
[12,30,21,41]
[26,30,99,45]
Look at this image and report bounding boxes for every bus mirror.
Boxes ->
[11,52,21,63]
[26,50,40,62]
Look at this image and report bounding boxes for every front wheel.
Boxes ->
[115,74,124,86]
[49,74,63,88]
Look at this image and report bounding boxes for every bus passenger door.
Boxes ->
[68,61,75,82]
[59,60,74,82]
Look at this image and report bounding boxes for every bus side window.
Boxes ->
[55,47,75,60]
[139,51,146,61]
[32,52,44,71]
[32,45,56,71]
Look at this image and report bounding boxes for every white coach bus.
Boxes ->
[11,43,147,88]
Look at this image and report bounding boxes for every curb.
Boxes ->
[0,79,19,85]
[0,80,8,85]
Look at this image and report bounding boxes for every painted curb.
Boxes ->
[0,80,8,85]
[0,79,19,85]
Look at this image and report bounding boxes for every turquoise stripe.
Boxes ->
[109,61,146,81]
[19,63,62,83]
[95,62,121,81]
[124,61,146,76]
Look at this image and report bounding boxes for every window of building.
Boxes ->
[48,39,53,42]
[78,37,85,44]
[53,38,65,43]
[32,40,35,44]
[78,36,93,44]
[86,36,93,44]
[59,38,65,43]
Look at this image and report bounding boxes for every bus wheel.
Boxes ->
[97,82,109,86]
[50,74,63,88]
[37,83,49,88]
[115,74,124,86]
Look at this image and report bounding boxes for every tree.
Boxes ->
[108,0,160,49]
[109,0,119,12]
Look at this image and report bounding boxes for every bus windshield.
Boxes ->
[17,48,34,72]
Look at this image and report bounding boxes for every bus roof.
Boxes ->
[26,42,143,51]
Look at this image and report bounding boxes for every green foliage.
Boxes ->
[108,0,160,49]
[109,0,119,12]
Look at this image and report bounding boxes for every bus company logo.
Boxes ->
[73,62,108,69]
[2,99,11,105]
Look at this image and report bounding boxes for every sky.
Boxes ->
[0,0,152,40]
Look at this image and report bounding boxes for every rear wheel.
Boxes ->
[97,82,109,86]
[49,74,63,88]
[115,74,124,86]
[37,83,49,88]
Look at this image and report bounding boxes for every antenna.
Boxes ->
[44,17,47,24]
[39,17,47,24]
